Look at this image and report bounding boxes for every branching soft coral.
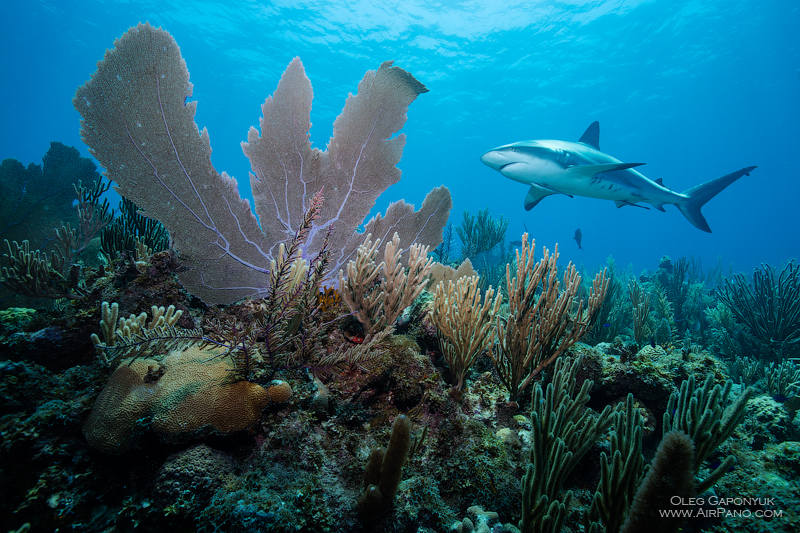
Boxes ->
[338,232,433,337]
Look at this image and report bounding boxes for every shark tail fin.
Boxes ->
[676,166,756,232]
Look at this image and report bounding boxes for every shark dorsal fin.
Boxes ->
[578,121,600,151]
[655,178,664,186]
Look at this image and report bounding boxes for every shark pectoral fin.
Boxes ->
[524,185,557,211]
[614,200,650,210]
[566,162,646,178]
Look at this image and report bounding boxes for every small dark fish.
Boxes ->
[487,471,498,495]
[510,240,522,247]
[649,336,656,349]
[287,314,303,336]
[602,323,610,328]
[773,394,789,403]
[573,228,584,251]
[706,460,736,472]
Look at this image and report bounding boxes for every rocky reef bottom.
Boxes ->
[1,325,799,532]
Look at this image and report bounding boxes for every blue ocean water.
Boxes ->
[1,0,797,277]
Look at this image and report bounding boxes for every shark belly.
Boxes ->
[543,167,685,207]
[556,174,631,200]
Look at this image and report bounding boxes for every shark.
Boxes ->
[480,121,756,232]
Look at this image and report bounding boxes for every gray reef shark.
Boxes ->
[480,121,756,232]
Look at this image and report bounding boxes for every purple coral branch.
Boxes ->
[321,110,384,236]
[124,71,272,276]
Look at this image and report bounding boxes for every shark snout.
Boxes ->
[480,149,506,170]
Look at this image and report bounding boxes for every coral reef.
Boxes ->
[0,26,798,531]
[2,182,798,532]
[0,142,92,259]
[2,260,799,531]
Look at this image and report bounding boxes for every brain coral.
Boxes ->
[83,346,291,453]
[266,379,292,404]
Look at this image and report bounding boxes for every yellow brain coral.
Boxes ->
[83,346,291,453]
[266,380,292,404]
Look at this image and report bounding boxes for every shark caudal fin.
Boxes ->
[676,166,756,232]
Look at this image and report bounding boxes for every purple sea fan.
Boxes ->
[74,22,451,304]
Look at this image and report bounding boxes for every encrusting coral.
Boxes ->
[83,345,292,453]
[151,444,236,516]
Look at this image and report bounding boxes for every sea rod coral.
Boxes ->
[73,22,451,304]
[492,233,608,402]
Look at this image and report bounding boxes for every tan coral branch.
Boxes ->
[431,274,502,390]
